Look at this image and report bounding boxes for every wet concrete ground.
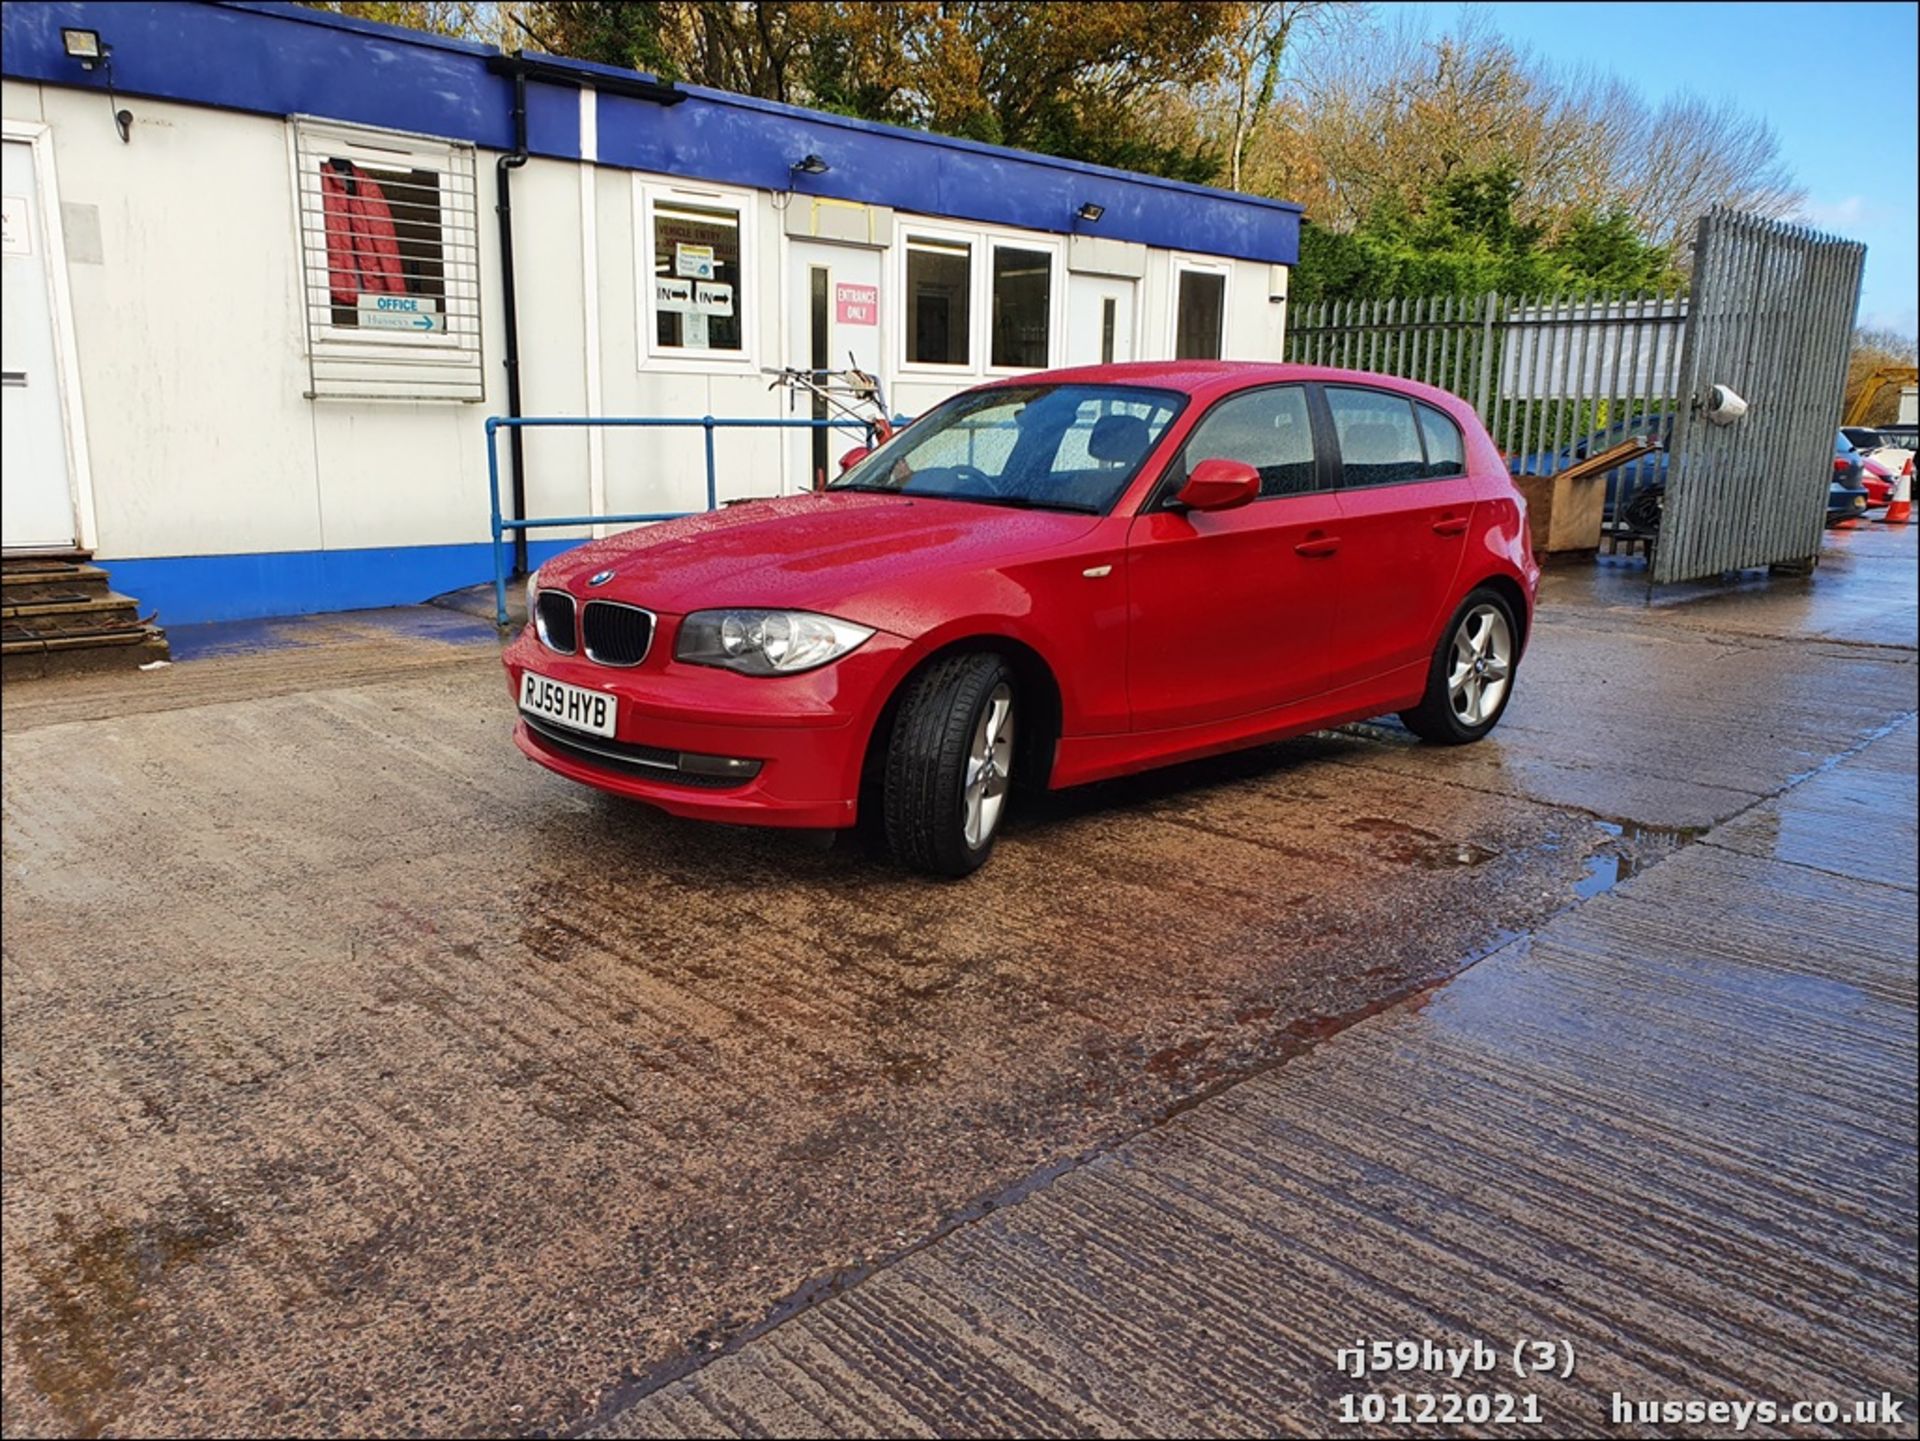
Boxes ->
[604,718,1918,1438]
[2,525,1915,1437]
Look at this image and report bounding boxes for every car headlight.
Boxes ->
[676,609,874,675]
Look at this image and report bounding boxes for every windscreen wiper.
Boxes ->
[923,493,1102,515]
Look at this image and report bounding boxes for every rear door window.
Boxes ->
[1177,385,1317,498]
[1326,386,1427,488]
[1415,403,1465,479]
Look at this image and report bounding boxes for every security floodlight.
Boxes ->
[1705,384,1749,425]
[1076,201,1105,223]
[59,28,129,141]
[791,154,830,176]
[62,28,106,68]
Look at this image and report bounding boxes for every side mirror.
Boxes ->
[1174,457,1259,512]
[837,445,871,475]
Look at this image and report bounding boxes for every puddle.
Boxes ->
[1573,818,1707,900]
[1575,821,1637,899]
[11,1199,243,1437]
[165,615,305,661]
[1346,816,1498,869]
[166,606,498,662]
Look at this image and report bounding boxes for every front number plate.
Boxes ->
[520,671,617,738]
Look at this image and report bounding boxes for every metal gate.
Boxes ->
[1655,209,1865,582]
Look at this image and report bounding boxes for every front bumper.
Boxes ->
[502,623,909,829]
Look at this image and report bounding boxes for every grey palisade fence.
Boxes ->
[1284,208,1864,581]
[1285,288,1689,556]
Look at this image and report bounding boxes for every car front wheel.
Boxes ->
[1399,589,1519,744]
[883,652,1017,877]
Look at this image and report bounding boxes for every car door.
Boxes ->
[1125,384,1342,731]
[1319,385,1477,692]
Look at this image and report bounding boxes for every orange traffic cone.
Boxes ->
[1884,461,1912,525]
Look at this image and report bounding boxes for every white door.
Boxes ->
[785,239,884,494]
[1066,275,1136,368]
[2,139,78,550]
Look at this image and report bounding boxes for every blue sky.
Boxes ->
[1372,1,1920,339]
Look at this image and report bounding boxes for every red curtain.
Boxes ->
[321,160,406,308]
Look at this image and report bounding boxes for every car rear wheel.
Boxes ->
[1399,589,1518,745]
[883,653,1017,877]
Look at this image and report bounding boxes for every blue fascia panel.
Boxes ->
[0,1,580,158]
[4,1,1298,263]
[103,539,578,625]
[596,83,1298,263]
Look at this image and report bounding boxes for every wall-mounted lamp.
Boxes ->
[791,154,830,176]
[62,28,106,67]
[62,28,131,142]
[1076,201,1105,223]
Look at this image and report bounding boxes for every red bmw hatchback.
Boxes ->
[503,362,1539,876]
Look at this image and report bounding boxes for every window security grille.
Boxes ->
[291,117,483,401]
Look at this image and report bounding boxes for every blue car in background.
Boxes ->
[1509,414,1871,536]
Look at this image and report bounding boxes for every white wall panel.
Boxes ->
[5,83,1292,568]
[36,88,323,558]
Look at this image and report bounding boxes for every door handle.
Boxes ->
[1294,533,1341,558]
[1431,514,1469,536]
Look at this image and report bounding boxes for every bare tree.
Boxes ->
[1847,328,1919,425]
[1253,11,1803,263]
[1621,95,1804,251]
[300,1,523,45]
[1214,1,1355,191]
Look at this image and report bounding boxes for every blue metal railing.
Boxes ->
[485,414,879,627]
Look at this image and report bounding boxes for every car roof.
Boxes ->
[981,359,1471,409]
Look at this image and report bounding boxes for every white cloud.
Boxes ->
[1860,307,1919,344]
[1799,195,1869,231]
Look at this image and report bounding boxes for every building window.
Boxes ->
[906,236,971,366]
[292,117,482,401]
[652,200,743,353]
[1326,386,1427,487]
[1174,267,1225,360]
[319,160,444,328]
[990,244,1052,369]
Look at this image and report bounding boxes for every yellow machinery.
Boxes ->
[1845,364,1918,426]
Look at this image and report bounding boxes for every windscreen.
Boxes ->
[831,384,1184,514]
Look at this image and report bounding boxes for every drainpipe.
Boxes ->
[486,54,684,578]
[495,62,532,578]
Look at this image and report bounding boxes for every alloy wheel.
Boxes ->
[1447,604,1513,728]
[962,683,1014,848]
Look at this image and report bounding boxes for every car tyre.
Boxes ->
[883,652,1017,877]
[1399,587,1519,745]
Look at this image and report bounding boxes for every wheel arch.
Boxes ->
[855,633,1066,820]
[1468,571,1532,655]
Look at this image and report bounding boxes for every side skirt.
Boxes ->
[1049,663,1428,790]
